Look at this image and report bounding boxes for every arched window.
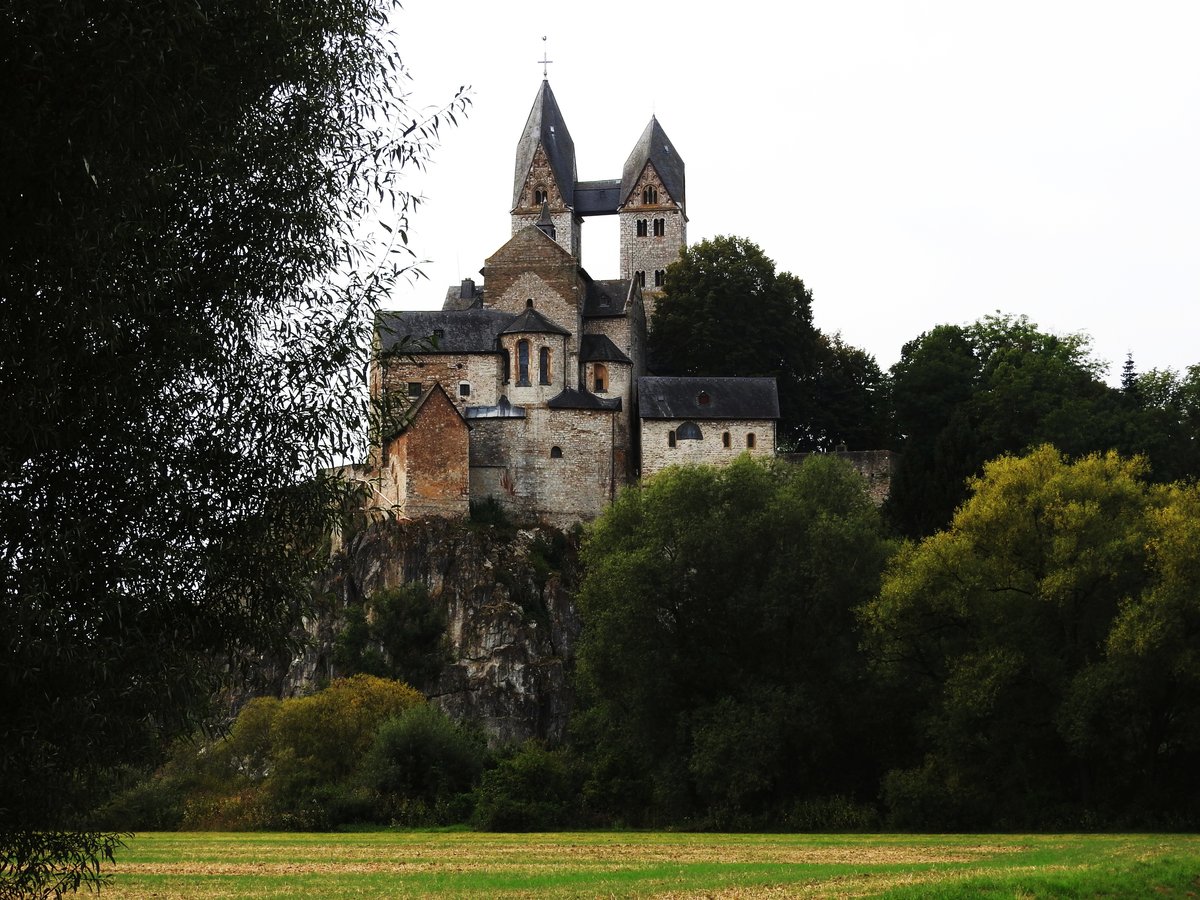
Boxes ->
[550,446,563,459]
[593,363,608,392]
[676,421,703,441]
[643,185,658,204]
[516,340,530,385]
[636,219,648,237]
[500,349,511,384]
[653,218,665,237]
[722,431,731,448]
[746,432,756,449]
[668,430,676,448]
[534,186,548,205]
[654,270,665,287]
[539,346,551,385]
[635,271,646,287]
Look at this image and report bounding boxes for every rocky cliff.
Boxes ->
[279,516,582,746]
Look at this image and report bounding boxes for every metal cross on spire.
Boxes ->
[538,36,553,79]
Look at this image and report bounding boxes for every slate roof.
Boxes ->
[574,179,622,215]
[621,116,685,208]
[465,397,526,419]
[580,333,632,364]
[582,278,631,317]
[442,279,484,311]
[512,80,577,209]
[500,306,571,336]
[375,310,509,354]
[638,376,779,420]
[547,388,622,411]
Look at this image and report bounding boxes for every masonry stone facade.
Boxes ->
[355,80,782,525]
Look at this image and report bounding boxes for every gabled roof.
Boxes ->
[547,388,622,411]
[375,309,509,354]
[638,376,779,420]
[485,223,577,270]
[512,80,577,209]
[580,333,632,364]
[383,382,468,442]
[500,306,570,336]
[582,277,631,317]
[620,116,685,208]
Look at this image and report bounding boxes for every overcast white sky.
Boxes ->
[386,0,1199,382]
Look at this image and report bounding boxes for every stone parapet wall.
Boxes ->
[470,407,615,526]
[641,418,776,476]
[780,449,896,506]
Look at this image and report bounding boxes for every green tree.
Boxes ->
[362,704,487,820]
[886,314,1126,536]
[334,583,449,687]
[863,446,1200,828]
[574,456,894,826]
[649,236,887,450]
[1,0,466,888]
[1123,365,1200,482]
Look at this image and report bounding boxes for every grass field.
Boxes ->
[102,831,1200,898]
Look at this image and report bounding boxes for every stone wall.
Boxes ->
[486,230,581,319]
[380,353,504,416]
[470,407,615,526]
[619,162,686,319]
[641,418,776,476]
[500,331,572,404]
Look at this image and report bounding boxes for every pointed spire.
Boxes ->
[512,80,577,209]
[620,116,685,208]
[536,200,556,240]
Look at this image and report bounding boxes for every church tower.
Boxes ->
[511,80,582,259]
[618,116,687,314]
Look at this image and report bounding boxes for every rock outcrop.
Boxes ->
[280,516,582,746]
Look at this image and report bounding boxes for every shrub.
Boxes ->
[471,742,579,831]
[363,704,487,814]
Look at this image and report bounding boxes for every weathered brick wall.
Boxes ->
[641,418,776,477]
[489,264,579,325]
[469,407,615,526]
[401,388,470,519]
[490,227,578,308]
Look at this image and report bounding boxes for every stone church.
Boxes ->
[360,80,780,526]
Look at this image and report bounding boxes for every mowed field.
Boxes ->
[102,831,1200,898]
